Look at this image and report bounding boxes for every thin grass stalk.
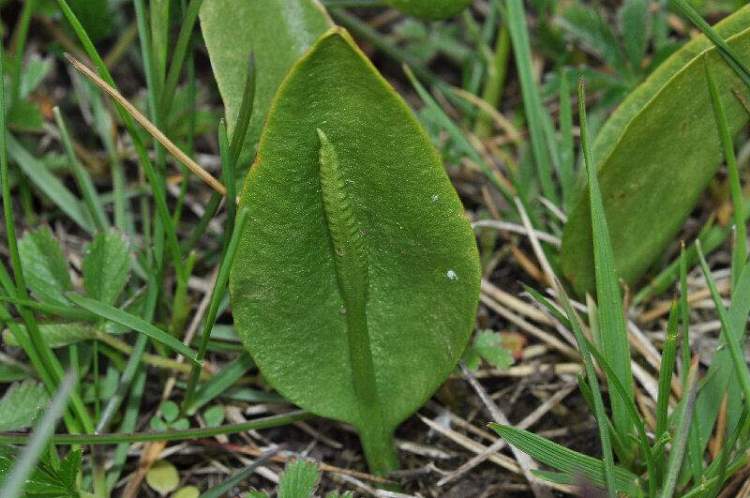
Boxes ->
[504,0,558,204]
[696,241,750,413]
[659,356,700,498]
[578,79,635,451]
[160,0,204,118]
[556,286,618,497]
[0,410,309,445]
[705,57,746,287]
[182,207,250,413]
[53,107,109,232]
[655,302,680,481]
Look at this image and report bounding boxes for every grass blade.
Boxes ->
[53,106,109,232]
[659,357,700,498]
[490,423,641,496]
[199,450,278,498]
[504,0,557,204]
[0,410,309,445]
[183,207,249,411]
[578,79,635,450]
[696,241,750,413]
[704,57,746,287]
[67,293,200,365]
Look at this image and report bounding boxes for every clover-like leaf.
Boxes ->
[561,5,750,294]
[229,28,480,474]
[82,230,131,305]
[18,227,72,305]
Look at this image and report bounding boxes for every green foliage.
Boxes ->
[82,231,131,306]
[561,4,750,294]
[0,380,49,432]
[277,460,320,498]
[383,0,473,20]
[229,28,480,474]
[199,0,332,167]
[18,227,72,306]
[463,330,515,370]
[0,447,82,498]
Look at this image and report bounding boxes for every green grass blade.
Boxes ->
[578,79,635,450]
[504,0,557,204]
[402,65,515,204]
[555,283,618,497]
[228,54,256,167]
[671,0,750,88]
[67,293,200,365]
[659,358,700,498]
[704,57,746,287]
[696,242,750,413]
[185,353,254,416]
[183,207,249,411]
[160,0,204,119]
[656,302,679,438]
[491,423,641,496]
[53,107,109,232]
[6,135,94,233]
[558,68,575,211]
[0,410,308,445]
[200,451,278,498]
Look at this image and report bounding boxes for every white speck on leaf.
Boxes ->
[446,270,458,281]
[431,194,439,202]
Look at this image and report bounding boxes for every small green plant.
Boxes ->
[228,28,480,475]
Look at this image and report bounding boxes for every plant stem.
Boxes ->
[0,411,309,445]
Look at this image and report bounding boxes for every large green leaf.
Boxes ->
[561,5,750,294]
[229,28,480,474]
[383,0,473,20]
[199,0,332,168]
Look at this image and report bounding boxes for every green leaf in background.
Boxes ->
[229,28,480,474]
[82,231,131,305]
[18,227,72,305]
[3,322,97,349]
[383,0,473,20]
[463,330,514,370]
[199,0,332,169]
[561,5,750,295]
[67,0,112,42]
[145,460,179,496]
[278,460,319,498]
[618,0,650,71]
[0,380,49,432]
[0,446,82,498]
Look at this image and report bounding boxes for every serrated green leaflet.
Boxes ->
[229,28,480,474]
[383,0,472,20]
[199,0,332,168]
[561,5,750,294]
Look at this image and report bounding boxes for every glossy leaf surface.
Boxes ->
[561,5,750,294]
[384,0,473,20]
[199,0,332,166]
[229,28,480,472]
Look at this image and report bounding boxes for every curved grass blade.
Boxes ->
[67,293,200,365]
